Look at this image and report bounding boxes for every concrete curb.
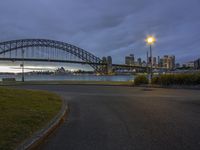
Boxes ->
[16,99,69,150]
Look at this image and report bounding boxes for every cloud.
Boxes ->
[0,0,200,65]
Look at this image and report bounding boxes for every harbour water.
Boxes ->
[0,74,134,82]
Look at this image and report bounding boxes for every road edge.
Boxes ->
[16,98,69,150]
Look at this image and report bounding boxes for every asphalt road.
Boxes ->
[17,85,200,150]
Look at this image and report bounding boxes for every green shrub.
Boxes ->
[152,76,160,84]
[195,73,200,84]
[152,73,200,86]
[134,75,148,85]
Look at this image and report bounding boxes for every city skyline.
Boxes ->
[0,48,195,73]
[0,52,184,73]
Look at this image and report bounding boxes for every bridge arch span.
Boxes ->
[0,39,103,72]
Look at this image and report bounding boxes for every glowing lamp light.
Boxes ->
[146,36,156,45]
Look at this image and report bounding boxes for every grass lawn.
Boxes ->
[0,80,133,86]
[0,87,62,150]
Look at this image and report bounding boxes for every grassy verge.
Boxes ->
[0,87,62,150]
[0,80,133,86]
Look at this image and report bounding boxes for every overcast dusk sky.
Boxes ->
[0,0,200,65]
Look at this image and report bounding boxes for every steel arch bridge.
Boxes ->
[0,39,104,72]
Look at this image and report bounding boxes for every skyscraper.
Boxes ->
[102,57,107,63]
[157,56,160,66]
[125,54,135,65]
[107,56,113,74]
[194,58,200,69]
[153,57,157,67]
[137,58,142,66]
[107,56,112,65]
[159,55,175,70]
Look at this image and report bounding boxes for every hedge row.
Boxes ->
[134,73,200,86]
[152,74,200,86]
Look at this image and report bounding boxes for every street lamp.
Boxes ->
[146,36,156,83]
[20,49,25,82]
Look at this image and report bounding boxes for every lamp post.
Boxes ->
[20,49,25,82]
[146,36,156,83]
